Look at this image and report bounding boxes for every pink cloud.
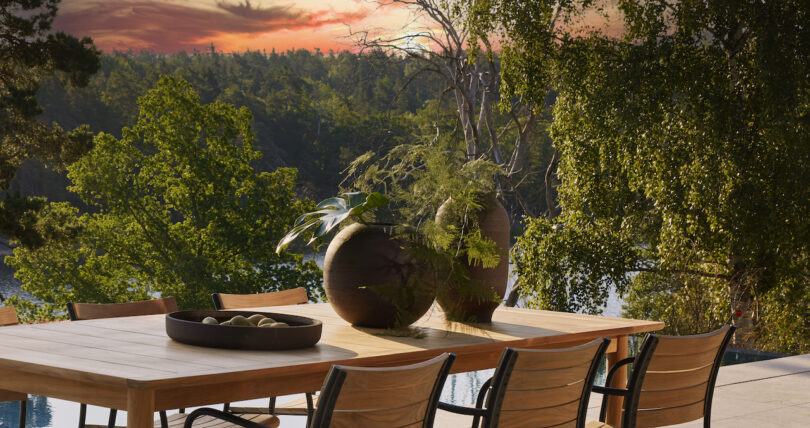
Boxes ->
[53,0,372,52]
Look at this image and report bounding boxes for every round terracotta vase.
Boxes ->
[436,193,509,322]
[323,223,435,328]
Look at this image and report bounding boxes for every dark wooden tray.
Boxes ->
[165,310,322,350]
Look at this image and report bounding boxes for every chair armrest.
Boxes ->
[183,408,268,428]
[438,401,488,417]
[596,357,635,423]
[605,357,635,381]
[592,385,630,396]
[475,377,492,409]
[603,356,635,390]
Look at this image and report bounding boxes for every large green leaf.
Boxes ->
[276,192,388,253]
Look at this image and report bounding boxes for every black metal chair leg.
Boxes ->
[107,409,117,428]
[160,410,169,428]
[78,403,87,428]
[305,392,316,426]
[268,396,276,414]
[18,398,27,428]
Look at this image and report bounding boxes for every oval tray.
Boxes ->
[166,310,322,350]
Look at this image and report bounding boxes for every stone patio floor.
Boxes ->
[433,353,810,428]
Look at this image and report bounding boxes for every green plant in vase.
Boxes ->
[345,143,509,323]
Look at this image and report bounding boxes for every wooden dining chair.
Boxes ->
[212,288,317,423]
[0,306,28,428]
[588,325,735,428]
[67,296,178,428]
[212,287,309,310]
[67,296,179,321]
[438,338,610,428]
[182,352,456,428]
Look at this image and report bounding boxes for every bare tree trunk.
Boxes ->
[454,86,478,160]
[505,148,560,307]
[727,256,758,348]
[545,148,561,219]
[724,23,754,347]
[508,110,535,176]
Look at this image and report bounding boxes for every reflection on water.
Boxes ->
[0,395,50,428]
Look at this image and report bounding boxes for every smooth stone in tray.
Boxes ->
[166,310,322,350]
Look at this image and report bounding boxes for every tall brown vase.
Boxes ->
[323,223,435,328]
[436,193,509,322]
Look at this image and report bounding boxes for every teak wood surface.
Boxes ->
[0,303,663,427]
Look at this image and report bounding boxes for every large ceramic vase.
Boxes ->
[323,223,435,328]
[436,193,509,322]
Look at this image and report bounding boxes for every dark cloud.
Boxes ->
[53,0,371,52]
[215,0,300,22]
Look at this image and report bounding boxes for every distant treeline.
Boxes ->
[19,48,454,203]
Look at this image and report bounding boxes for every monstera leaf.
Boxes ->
[276,192,388,253]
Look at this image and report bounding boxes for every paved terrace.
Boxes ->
[433,353,810,428]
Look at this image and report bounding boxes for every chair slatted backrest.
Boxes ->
[629,325,734,428]
[488,338,610,428]
[0,306,18,326]
[66,296,178,320]
[212,287,309,310]
[311,353,455,428]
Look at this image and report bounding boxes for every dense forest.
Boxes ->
[12,48,552,218]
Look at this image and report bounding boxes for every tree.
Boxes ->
[464,0,596,306]
[353,0,557,226]
[505,0,810,352]
[0,0,100,247]
[5,76,323,320]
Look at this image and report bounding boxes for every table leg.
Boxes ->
[127,388,155,428]
[606,334,628,426]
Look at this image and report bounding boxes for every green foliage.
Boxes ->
[5,77,323,320]
[467,0,594,107]
[32,49,445,202]
[623,273,730,337]
[23,48,556,222]
[757,277,810,354]
[513,214,639,313]
[510,0,810,351]
[0,0,100,245]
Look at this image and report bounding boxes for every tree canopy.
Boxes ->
[0,0,100,247]
[5,76,322,319]
[497,0,810,352]
[16,47,558,222]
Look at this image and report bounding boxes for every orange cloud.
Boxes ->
[53,0,374,52]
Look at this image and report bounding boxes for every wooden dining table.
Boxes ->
[0,303,663,427]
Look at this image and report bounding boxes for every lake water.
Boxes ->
[0,260,31,304]
[0,254,620,427]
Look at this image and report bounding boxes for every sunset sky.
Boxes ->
[53,0,423,53]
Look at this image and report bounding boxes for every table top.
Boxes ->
[0,303,662,393]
